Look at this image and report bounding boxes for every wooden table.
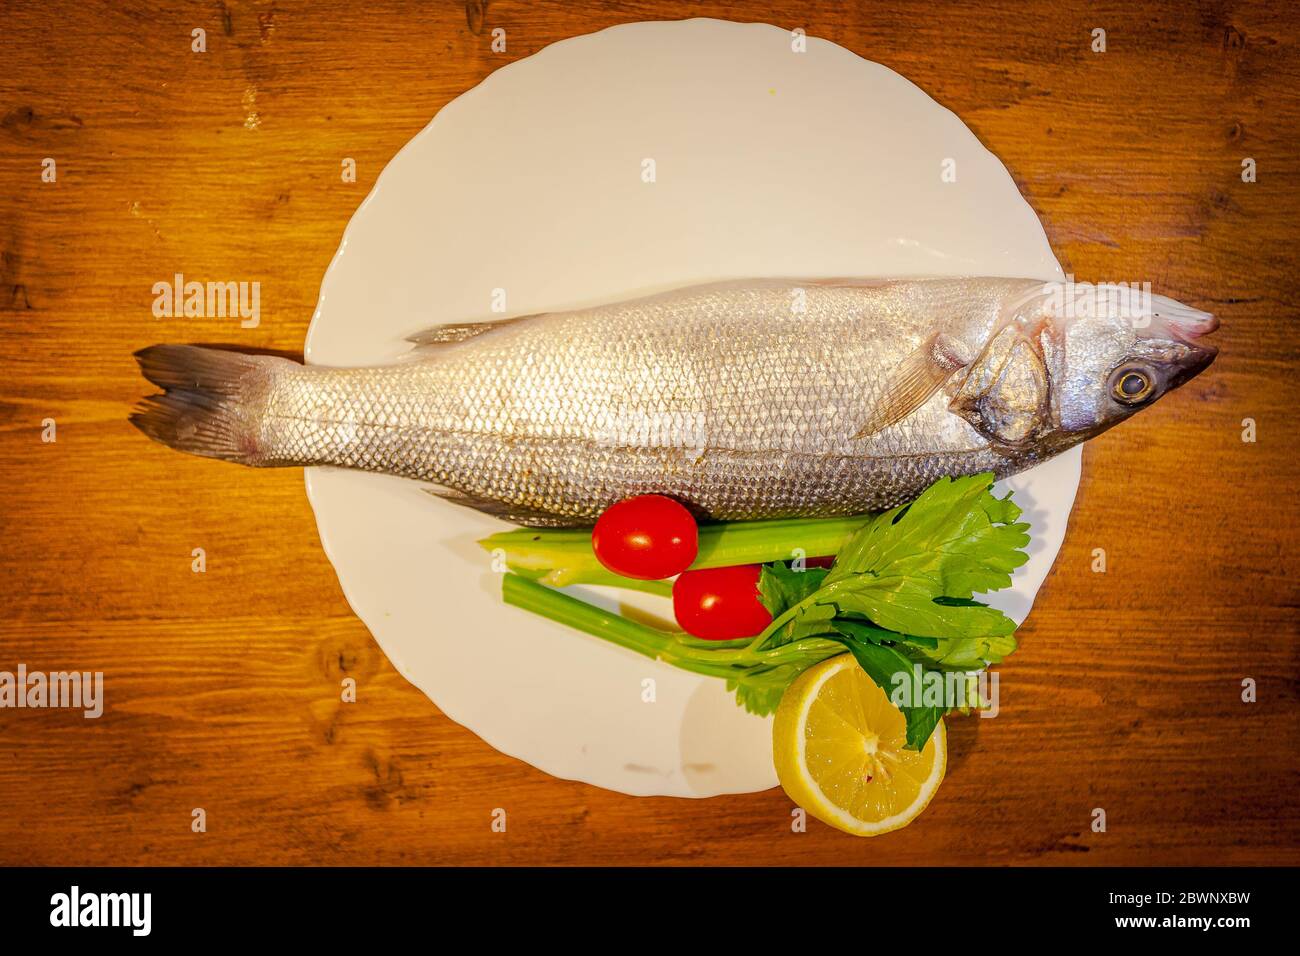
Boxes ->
[1,0,1296,866]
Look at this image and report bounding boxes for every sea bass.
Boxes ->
[131,277,1217,526]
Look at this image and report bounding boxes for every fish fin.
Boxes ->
[130,345,285,464]
[405,316,526,350]
[853,333,966,439]
[421,487,584,528]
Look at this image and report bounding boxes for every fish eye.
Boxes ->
[1110,366,1155,405]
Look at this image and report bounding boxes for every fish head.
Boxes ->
[951,282,1218,453]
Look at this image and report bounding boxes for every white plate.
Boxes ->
[303,18,1076,797]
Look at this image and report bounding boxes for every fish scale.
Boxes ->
[130,277,1219,526]
[247,279,1024,522]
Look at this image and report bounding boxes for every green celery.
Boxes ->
[482,513,871,588]
[501,574,845,692]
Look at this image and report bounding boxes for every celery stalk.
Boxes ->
[482,513,871,588]
[501,574,845,690]
[502,574,736,679]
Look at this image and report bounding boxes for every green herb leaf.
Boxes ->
[899,703,947,753]
[827,580,1016,640]
[727,667,800,716]
[899,632,1018,669]
[830,617,893,645]
[825,634,947,750]
[725,644,846,716]
[757,562,828,618]
[824,472,1030,599]
[759,602,839,648]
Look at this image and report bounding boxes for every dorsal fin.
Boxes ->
[405,315,527,351]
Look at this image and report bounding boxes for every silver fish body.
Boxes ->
[132,278,1218,525]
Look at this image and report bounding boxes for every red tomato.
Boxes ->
[672,565,773,641]
[591,495,698,580]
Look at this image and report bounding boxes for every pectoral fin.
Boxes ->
[853,333,967,439]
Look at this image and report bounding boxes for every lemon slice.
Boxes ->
[773,654,946,836]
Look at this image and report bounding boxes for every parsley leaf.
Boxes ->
[758,473,1028,649]
[825,473,1031,599]
[744,472,1030,747]
[757,562,829,618]
[826,634,948,751]
[899,631,1019,670]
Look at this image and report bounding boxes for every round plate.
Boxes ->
[303,18,1076,797]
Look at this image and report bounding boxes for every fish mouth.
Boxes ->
[1172,310,1220,343]
[1180,314,1219,376]
[1153,295,1219,344]
[1148,295,1218,377]
[1171,322,1219,383]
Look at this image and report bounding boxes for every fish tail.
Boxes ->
[130,344,289,465]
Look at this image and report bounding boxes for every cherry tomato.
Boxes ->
[672,564,773,640]
[591,495,698,580]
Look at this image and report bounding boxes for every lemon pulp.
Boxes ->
[773,655,946,836]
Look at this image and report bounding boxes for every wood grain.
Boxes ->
[1,0,1297,865]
